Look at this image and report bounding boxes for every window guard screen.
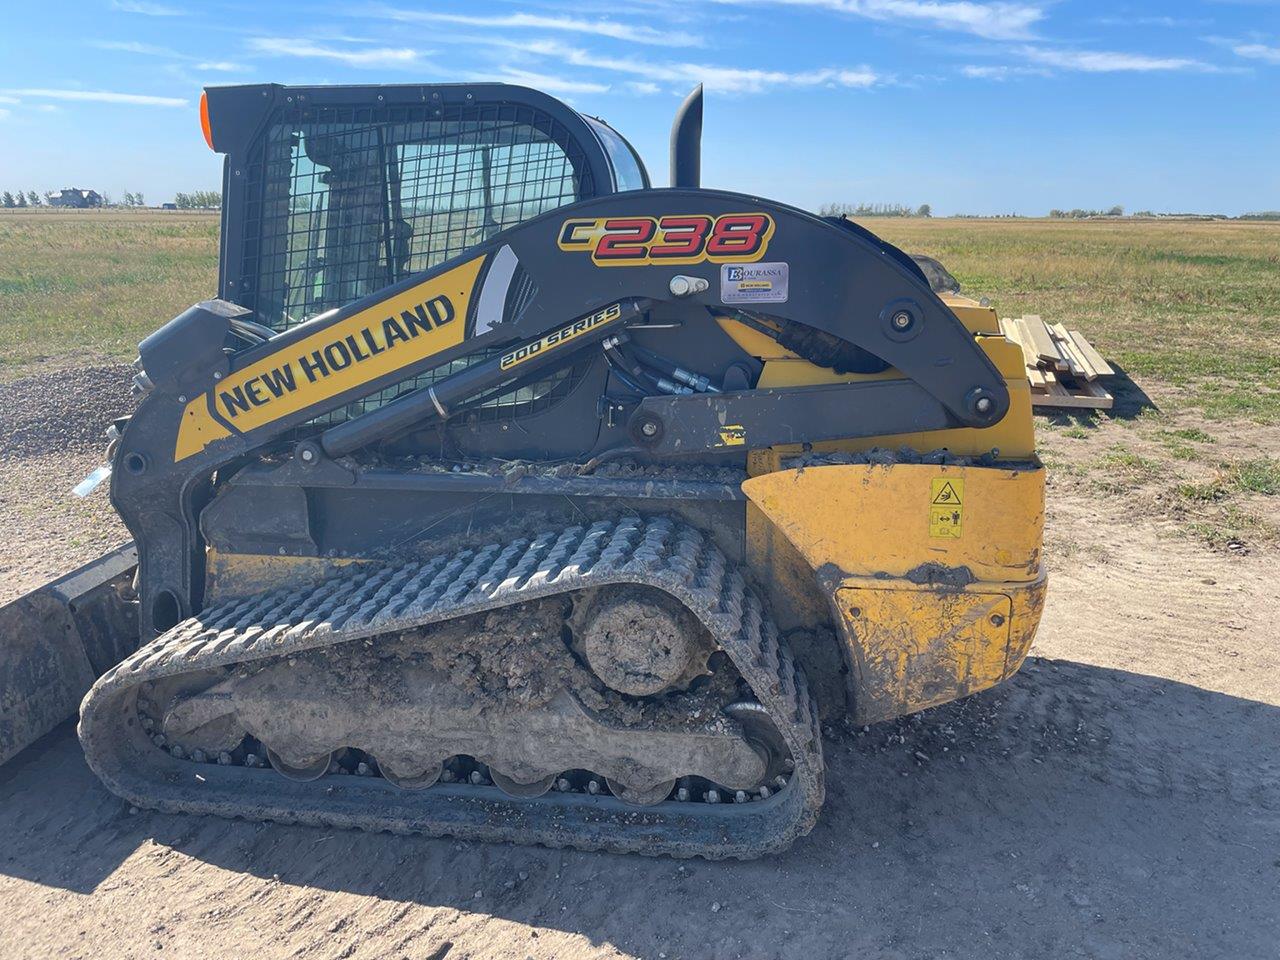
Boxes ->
[236,100,598,422]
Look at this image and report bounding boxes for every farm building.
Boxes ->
[47,188,104,208]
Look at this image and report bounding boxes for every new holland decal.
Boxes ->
[557,213,775,266]
[500,303,623,371]
[217,297,455,422]
[173,256,485,461]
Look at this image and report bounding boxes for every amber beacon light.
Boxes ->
[199,91,214,151]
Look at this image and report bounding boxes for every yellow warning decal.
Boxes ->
[929,477,964,539]
[718,424,747,446]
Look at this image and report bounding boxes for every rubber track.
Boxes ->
[79,517,824,860]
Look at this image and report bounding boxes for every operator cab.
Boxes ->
[202,83,648,334]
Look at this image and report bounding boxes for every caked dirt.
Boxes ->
[1,367,1278,960]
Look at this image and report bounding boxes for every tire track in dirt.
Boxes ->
[1031,495,1280,812]
[1041,495,1278,702]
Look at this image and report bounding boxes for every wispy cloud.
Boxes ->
[1017,46,1209,72]
[961,63,1047,79]
[91,39,247,73]
[372,7,701,47]
[91,40,175,56]
[110,0,182,14]
[0,108,10,121]
[0,88,187,107]
[490,38,879,93]
[710,0,1045,41]
[1232,42,1280,64]
[0,95,19,104]
[482,68,611,94]
[627,80,663,95]
[1094,16,1211,28]
[249,38,421,68]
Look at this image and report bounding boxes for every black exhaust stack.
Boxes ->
[670,84,703,189]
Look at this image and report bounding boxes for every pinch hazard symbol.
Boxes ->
[929,478,964,539]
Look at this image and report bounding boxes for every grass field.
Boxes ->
[870,217,1280,425]
[1,207,1276,548]
[0,209,218,375]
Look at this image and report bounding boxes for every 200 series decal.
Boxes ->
[499,303,624,371]
[557,213,774,266]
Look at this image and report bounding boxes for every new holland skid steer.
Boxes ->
[1,82,1045,858]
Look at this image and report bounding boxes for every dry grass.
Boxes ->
[865,217,1280,424]
[0,208,218,379]
[866,216,1280,550]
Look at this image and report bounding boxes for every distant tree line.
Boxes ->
[1,191,44,207]
[0,190,150,207]
[819,202,932,218]
[0,189,224,209]
[173,191,222,209]
[1048,206,1125,219]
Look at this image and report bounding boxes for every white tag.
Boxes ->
[73,465,112,498]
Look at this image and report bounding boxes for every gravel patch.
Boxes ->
[0,364,136,458]
[0,364,135,600]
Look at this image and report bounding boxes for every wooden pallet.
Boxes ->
[999,315,1115,410]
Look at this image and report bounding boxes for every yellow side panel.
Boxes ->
[174,395,233,461]
[835,575,1045,723]
[939,294,1001,335]
[745,502,830,632]
[717,294,1001,358]
[755,336,1026,386]
[757,379,1034,463]
[742,463,1043,583]
[748,325,1035,461]
[742,462,1046,723]
[715,316,800,360]
[205,549,373,603]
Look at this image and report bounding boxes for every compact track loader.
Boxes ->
[7,82,1045,858]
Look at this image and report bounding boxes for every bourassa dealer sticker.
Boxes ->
[720,262,789,304]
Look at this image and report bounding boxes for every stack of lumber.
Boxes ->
[999,315,1116,410]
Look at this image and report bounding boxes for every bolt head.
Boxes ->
[640,420,659,438]
[891,311,912,330]
[976,396,994,414]
[300,448,315,462]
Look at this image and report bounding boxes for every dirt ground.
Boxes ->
[1,368,1277,960]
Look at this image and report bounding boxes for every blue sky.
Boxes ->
[0,0,1276,214]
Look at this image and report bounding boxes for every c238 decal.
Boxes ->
[557,213,774,266]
